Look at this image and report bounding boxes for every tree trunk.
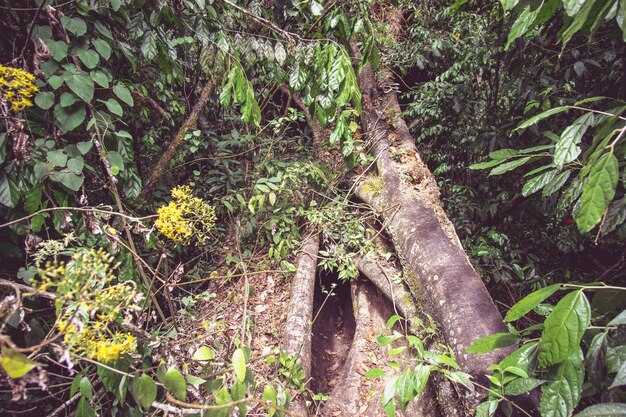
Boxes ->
[352,38,511,397]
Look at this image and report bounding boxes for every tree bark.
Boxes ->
[352,34,511,400]
[143,78,218,195]
[283,230,320,417]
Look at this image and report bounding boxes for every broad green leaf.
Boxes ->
[35,91,55,110]
[67,156,84,174]
[608,309,626,326]
[141,33,157,60]
[262,385,278,417]
[364,368,386,379]
[164,368,187,401]
[522,169,558,196]
[574,403,626,416]
[63,68,94,103]
[92,39,112,60]
[44,40,68,61]
[538,290,590,367]
[192,346,215,361]
[542,170,571,197]
[104,98,123,117]
[540,348,584,417]
[575,153,618,233]
[586,332,607,387]
[476,400,500,417]
[91,70,109,88]
[47,149,68,167]
[24,185,42,214]
[48,74,64,89]
[79,376,93,399]
[113,84,134,106]
[310,0,324,16]
[563,0,587,15]
[489,148,519,159]
[554,113,594,168]
[274,42,286,66]
[77,141,93,155]
[132,374,156,410]
[61,16,87,36]
[77,49,100,69]
[489,156,532,176]
[0,348,37,378]
[54,103,86,132]
[75,397,95,417]
[505,284,562,322]
[50,170,84,191]
[609,361,626,388]
[467,333,520,354]
[232,348,246,383]
[469,159,507,170]
[561,0,596,45]
[505,377,545,396]
[506,4,544,49]
[382,374,399,406]
[513,106,569,132]
[60,92,79,107]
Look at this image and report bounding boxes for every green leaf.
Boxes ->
[0,174,19,208]
[542,170,571,197]
[575,153,619,233]
[513,106,569,132]
[77,49,100,69]
[35,91,55,110]
[506,4,543,49]
[47,149,68,167]
[67,156,85,174]
[24,185,42,214]
[469,159,507,170]
[538,290,590,368]
[79,376,93,399]
[54,103,86,132]
[476,400,500,417]
[77,141,93,155]
[60,92,79,107]
[555,113,594,168]
[364,368,386,379]
[63,68,94,103]
[574,403,626,416]
[489,148,519,159]
[0,348,37,378]
[92,39,112,60]
[141,33,157,60]
[540,348,584,417]
[131,374,156,410]
[75,397,95,417]
[467,333,520,354]
[608,309,626,326]
[48,74,64,89]
[91,70,109,88]
[310,0,324,16]
[113,84,134,106]
[44,40,68,61]
[489,156,532,176]
[61,16,87,36]
[164,368,187,401]
[505,378,545,396]
[561,0,596,45]
[522,169,559,196]
[609,361,626,389]
[192,346,215,361]
[232,348,246,383]
[50,170,84,191]
[107,151,125,173]
[505,284,562,322]
[104,98,123,117]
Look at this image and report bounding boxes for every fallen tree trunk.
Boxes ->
[283,231,320,417]
[351,41,511,401]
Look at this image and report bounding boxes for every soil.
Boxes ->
[310,272,356,395]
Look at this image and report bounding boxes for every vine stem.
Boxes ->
[562,283,626,291]
[0,206,157,229]
[471,380,534,417]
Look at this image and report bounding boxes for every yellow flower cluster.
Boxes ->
[38,248,139,363]
[155,185,217,245]
[0,64,39,112]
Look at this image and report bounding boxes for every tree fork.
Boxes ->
[143,78,218,195]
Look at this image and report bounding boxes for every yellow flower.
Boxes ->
[155,185,216,245]
[0,64,39,113]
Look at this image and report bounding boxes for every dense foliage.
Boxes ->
[0,0,624,416]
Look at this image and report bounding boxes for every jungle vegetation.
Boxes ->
[0,0,624,416]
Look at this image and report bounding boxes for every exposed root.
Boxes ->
[283,231,320,416]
